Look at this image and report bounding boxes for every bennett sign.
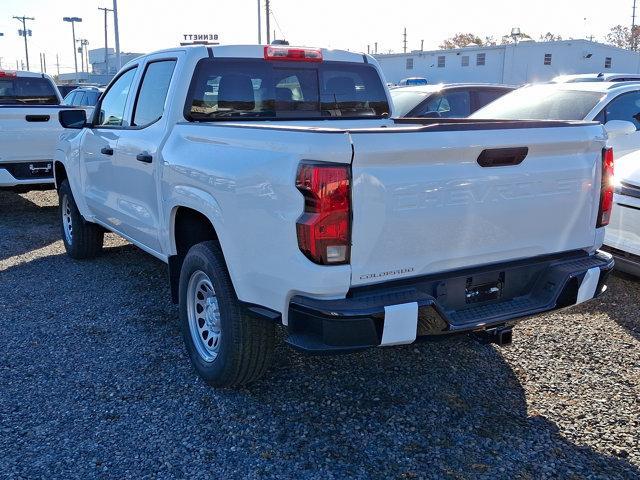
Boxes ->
[181,34,219,43]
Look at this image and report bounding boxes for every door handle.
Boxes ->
[477,147,528,167]
[25,114,50,122]
[100,147,114,156]
[136,153,153,163]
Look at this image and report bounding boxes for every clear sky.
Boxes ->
[0,0,635,74]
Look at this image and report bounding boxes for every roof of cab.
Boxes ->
[127,44,369,65]
[0,70,51,79]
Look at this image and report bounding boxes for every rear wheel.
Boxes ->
[179,241,275,387]
[58,180,104,259]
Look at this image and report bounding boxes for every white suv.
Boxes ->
[473,81,640,275]
[472,81,640,158]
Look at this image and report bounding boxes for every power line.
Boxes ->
[269,4,287,40]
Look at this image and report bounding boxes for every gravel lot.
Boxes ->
[1,189,639,480]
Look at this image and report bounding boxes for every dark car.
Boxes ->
[62,86,103,107]
[391,83,515,118]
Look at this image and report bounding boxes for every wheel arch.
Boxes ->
[168,204,227,304]
[53,161,67,191]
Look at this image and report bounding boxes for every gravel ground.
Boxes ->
[0,189,639,480]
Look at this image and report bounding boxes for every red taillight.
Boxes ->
[264,46,323,62]
[296,162,351,265]
[597,147,614,227]
[0,70,17,78]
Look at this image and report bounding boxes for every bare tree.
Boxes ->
[539,32,563,42]
[606,24,640,50]
[484,36,498,46]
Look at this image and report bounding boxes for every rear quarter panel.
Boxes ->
[161,124,354,322]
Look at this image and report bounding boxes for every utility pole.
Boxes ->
[56,53,60,76]
[42,52,46,73]
[633,0,638,50]
[403,27,407,53]
[265,0,271,44]
[13,16,34,71]
[374,42,378,54]
[113,0,121,70]
[78,41,84,72]
[421,39,424,51]
[257,0,262,43]
[39,52,43,72]
[63,17,82,82]
[77,39,89,72]
[99,7,113,74]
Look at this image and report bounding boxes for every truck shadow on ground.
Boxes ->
[0,190,58,261]
[589,272,640,342]
[1,239,638,479]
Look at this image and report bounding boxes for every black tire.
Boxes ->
[58,179,104,259]
[179,241,275,387]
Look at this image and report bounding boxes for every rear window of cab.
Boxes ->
[184,59,390,121]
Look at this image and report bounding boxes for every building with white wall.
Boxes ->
[374,40,640,85]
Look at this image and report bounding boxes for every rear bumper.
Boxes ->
[286,251,614,353]
[0,161,54,188]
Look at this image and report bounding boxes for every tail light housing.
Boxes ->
[264,46,323,62]
[296,162,351,265]
[597,147,614,227]
[0,70,17,78]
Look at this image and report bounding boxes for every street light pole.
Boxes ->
[63,17,82,82]
[113,0,121,70]
[98,7,113,74]
[257,0,261,44]
[13,16,34,71]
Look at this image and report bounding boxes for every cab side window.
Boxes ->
[602,91,640,130]
[132,60,177,127]
[97,67,138,127]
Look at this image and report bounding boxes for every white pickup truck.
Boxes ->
[54,45,614,387]
[0,70,65,190]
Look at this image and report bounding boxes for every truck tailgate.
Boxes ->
[349,124,605,286]
[0,107,64,162]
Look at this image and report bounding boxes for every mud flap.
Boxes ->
[381,303,418,346]
[576,267,600,304]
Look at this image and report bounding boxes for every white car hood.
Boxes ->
[615,152,640,188]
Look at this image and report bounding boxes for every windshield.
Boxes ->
[0,77,59,105]
[471,86,604,120]
[185,59,390,121]
[390,90,431,116]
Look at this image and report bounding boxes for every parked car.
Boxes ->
[397,77,428,87]
[0,70,65,190]
[551,72,640,83]
[62,86,104,117]
[55,44,613,387]
[603,151,640,276]
[56,84,84,98]
[391,83,515,118]
[471,81,640,159]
